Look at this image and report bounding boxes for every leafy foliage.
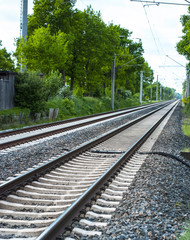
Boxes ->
[13,0,177,117]
[14,72,46,118]
[15,26,69,74]
[0,41,15,71]
[44,70,63,100]
[15,2,154,97]
[58,85,73,99]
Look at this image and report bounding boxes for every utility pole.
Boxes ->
[150,81,152,102]
[186,73,189,103]
[140,71,143,104]
[20,0,28,72]
[111,53,141,110]
[160,84,162,101]
[156,75,158,101]
[111,55,116,110]
[163,87,165,100]
[21,0,28,38]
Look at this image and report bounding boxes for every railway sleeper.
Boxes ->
[55,166,110,172]
[38,177,95,185]
[0,200,70,212]
[74,155,115,161]
[0,226,46,237]
[109,183,129,191]
[0,237,36,240]
[96,198,120,207]
[64,159,114,165]
[50,169,105,176]
[31,181,91,190]
[0,209,63,218]
[44,173,98,181]
[112,179,134,186]
[0,218,54,227]
[91,204,116,213]
[79,219,107,227]
[23,185,87,194]
[71,227,102,237]
[16,189,81,200]
[6,194,75,206]
[54,168,111,175]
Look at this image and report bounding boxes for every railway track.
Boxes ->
[0,100,178,239]
[0,102,170,150]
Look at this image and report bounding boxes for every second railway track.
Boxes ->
[0,100,178,239]
[0,101,170,150]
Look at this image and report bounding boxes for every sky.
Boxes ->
[0,0,189,94]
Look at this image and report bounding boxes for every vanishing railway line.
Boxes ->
[0,100,178,239]
[0,102,169,150]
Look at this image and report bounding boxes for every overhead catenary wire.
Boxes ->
[141,1,162,58]
[131,0,189,6]
[140,0,168,83]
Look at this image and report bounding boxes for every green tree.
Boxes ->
[176,13,190,63]
[16,26,69,79]
[16,1,152,98]
[0,41,15,71]
[66,7,120,95]
[27,0,75,36]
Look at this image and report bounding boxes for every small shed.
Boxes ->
[0,71,16,110]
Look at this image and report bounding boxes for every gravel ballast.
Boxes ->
[0,105,161,181]
[57,103,190,240]
[96,104,190,240]
[0,103,189,240]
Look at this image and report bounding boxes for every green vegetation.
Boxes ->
[0,40,15,71]
[178,223,190,240]
[0,94,141,131]
[0,0,178,130]
[14,1,155,96]
[182,103,190,138]
[182,121,190,138]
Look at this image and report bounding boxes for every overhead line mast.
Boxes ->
[20,0,28,38]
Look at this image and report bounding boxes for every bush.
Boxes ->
[14,72,46,118]
[44,70,63,100]
[58,86,73,99]
[46,96,75,119]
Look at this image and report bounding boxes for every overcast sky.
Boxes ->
[0,0,189,93]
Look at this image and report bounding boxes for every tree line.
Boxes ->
[177,5,190,102]
[0,0,177,117]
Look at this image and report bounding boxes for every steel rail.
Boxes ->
[0,102,163,138]
[0,102,172,198]
[0,101,171,150]
[36,101,178,240]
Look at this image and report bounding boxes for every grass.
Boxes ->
[182,120,190,138]
[178,103,190,239]
[182,103,190,138]
[0,96,151,131]
[178,223,190,240]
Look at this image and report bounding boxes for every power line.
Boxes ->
[141,1,163,59]
[130,0,189,6]
[145,5,166,56]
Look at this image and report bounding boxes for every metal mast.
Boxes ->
[20,0,28,38]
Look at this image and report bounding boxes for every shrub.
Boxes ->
[58,85,73,99]
[14,72,46,118]
[44,70,63,100]
[46,96,75,119]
